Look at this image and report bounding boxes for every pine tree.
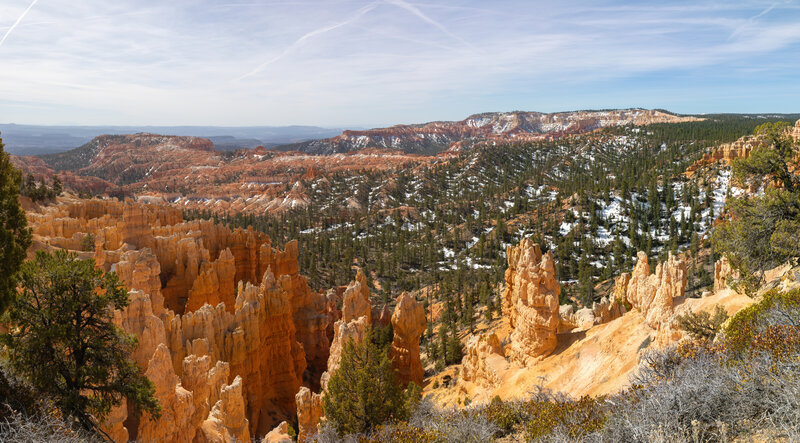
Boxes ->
[0,135,32,313]
[446,323,463,365]
[2,250,160,433]
[322,328,420,435]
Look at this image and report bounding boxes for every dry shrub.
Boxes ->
[0,410,98,443]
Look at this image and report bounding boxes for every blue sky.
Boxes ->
[0,0,799,127]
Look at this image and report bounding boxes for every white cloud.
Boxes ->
[0,0,798,126]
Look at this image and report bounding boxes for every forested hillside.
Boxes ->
[187,115,796,317]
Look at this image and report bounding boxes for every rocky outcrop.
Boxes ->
[685,135,759,175]
[373,304,392,328]
[630,252,686,329]
[558,296,625,333]
[114,290,167,369]
[503,239,561,364]
[295,387,323,442]
[263,421,293,443]
[792,119,800,141]
[715,257,739,292]
[341,269,371,323]
[137,344,197,443]
[389,293,426,386]
[613,273,631,303]
[319,268,373,391]
[591,296,626,325]
[114,249,165,314]
[164,271,307,436]
[460,332,507,388]
[613,252,687,345]
[197,376,251,443]
[102,402,129,443]
[320,316,369,392]
[558,305,592,332]
[185,248,237,313]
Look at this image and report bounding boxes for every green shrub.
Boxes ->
[724,288,800,355]
[80,233,96,252]
[522,395,606,441]
[479,396,526,434]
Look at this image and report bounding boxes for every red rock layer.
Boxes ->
[300,109,703,154]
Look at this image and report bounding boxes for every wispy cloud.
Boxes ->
[729,2,777,39]
[0,0,38,48]
[237,2,379,80]
[383,0,474,49]
[1,0,799,126]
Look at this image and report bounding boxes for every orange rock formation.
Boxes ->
[26,198,330,439]
[263,421,293,443]
[295,387,323,442]
[612,251,687,344]
[298,270,373,441]
[460,332,507,388]
[389,292,426,386]
[503,239,561,364]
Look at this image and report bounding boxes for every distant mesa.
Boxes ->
[277,108,702,155]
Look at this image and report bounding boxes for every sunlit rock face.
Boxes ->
[621,252,686,330]
[320,269,372,392]
[613,251,687,345]
[295,387,323,443]
[390,292,426,387]
[461,332,506,388]
[503,239,561,364]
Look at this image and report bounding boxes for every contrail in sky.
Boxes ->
[729,2,777,40]
[237,2,378,80]
[384,0,474,49]
[0,0,39,49]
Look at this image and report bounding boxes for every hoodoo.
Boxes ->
[389,292,426,387]
[503,239,561,364]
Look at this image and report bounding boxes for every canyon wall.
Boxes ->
[27,198,330,439]
[28,198,426,440]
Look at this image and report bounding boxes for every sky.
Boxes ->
[0,0,799,127]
